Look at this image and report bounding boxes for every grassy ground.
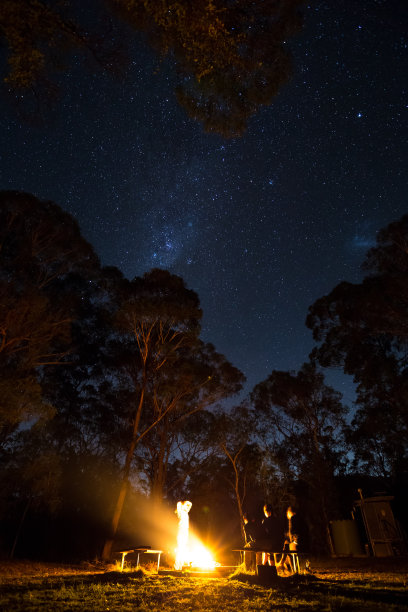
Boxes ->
[0,557,407,611]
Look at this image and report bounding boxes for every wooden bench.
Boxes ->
[232,549,301,574]
[115,546,163,571]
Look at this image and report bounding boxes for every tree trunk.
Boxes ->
[10,497,31,559]
[234,465,246,543]
[101,383,146,561]
[150,426,169,508]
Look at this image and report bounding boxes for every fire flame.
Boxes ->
[175,542,218,570]
[187,544,218,570]
[174,500,218,570]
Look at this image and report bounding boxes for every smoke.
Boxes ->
[120,492,179,555]
[118,494,219,565]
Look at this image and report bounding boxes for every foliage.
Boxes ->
[0,0,304,135]
[102,269,244,559]
[109,0,303,136]
[135,343,244,504]
[0,191,110,558]
[0,0,121,121]
[158,410,217,501]
[211,403,262,540]
[0,191,100,447]
[2,190,407,562]
[0,189,246,561]
[251,362,348,554]
[306,215,408,486]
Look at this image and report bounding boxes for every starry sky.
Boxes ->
[1,1,407,405]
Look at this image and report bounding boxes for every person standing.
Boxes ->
[243,511,263,570]
[258,503,285,566]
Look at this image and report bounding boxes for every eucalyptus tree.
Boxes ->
[306,214,408,488]
[0,190,106,558]
[210,403,263,542]
[108,0,304,136]
[101,269,204,560]
[157,409,218,503]
[1,0,303,136]
[251,362,348,554]
[0,190,101,449]
[135,341,244,506]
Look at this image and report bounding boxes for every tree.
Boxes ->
[158,409,218,502]
[0,0,121,121]
[108,0,304,136]
[0,191,116,559]
[101,268,204,560]
[0,191,101,447]
[306,215,408,487]
[251,362,348,554]
[212,403,262,543]
[1,0,304,135]
[135,341,244,505]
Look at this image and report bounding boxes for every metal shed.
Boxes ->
[353,489,406,557]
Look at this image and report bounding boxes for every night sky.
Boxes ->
[1,1,407,404]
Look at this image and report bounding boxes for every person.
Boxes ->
[243,512,261,548]
[242,512,260,570]
[280,506,299,574]
[257,503,285,566]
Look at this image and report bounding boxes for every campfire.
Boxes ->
[174,500,220,571]
[179,542,219,571]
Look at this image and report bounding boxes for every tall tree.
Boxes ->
[212,403,262,542]
[306,214,408,487]
[136,341,244,505]
[158,409,218,503]
[0,191,111,558]
[251,362,348,554]
[101,268,203,560]
[0,190,101,447]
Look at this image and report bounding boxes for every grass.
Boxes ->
[0,558,407,611]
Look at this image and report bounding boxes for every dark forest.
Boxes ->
[1,190,407,563]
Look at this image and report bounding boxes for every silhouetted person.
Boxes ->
[257,503,285,565]
[242,512,261,570]
[280,506,298,573]
[243,512,262,547]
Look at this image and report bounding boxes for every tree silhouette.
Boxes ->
[307,214,408,488]
[212,403,261,541]
[101,269,203,560]
[108,0,304,136]
[136,341,244,505]
[0,0,304,135]
[0,191,100,447]
[251,362,348,554]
